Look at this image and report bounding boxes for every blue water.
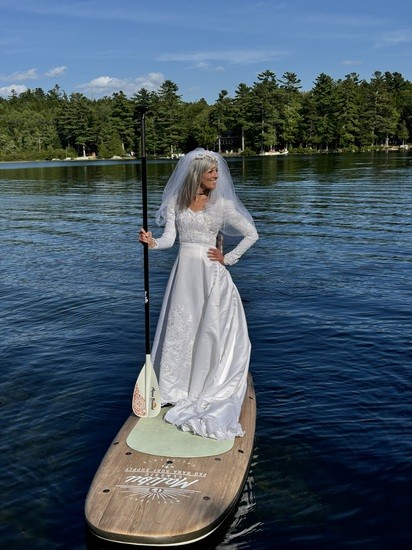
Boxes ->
[0,154,411,549]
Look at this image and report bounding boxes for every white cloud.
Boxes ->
[0,68,38,82]
[77,72,165,97]
[158,50,285,66]
[381,30,412,45]
[304,14,385,28]
[134,72,165,91]
[342,60,362,66]
[45,66,67,78]
[192,62,225,72]
[0,84,27,97]
[0,67,67,84]
[0,0,183,27]
[80,76,126,91]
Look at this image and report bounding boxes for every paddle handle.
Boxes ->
[138,106,150,356]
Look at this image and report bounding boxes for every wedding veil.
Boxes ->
[155,148,255,237]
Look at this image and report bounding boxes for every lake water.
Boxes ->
[0,153,411,549]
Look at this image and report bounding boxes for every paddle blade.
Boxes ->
[132,357,161,418]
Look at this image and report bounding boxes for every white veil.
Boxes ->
[155,148,255,237]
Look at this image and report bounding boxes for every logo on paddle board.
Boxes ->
[117,466,205,503]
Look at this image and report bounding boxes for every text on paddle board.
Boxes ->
[124,475,199,489]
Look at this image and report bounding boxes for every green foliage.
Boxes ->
[0,69,411,161]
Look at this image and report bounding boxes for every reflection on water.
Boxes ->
[1,153,411,549]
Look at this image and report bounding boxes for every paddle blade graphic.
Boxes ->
[132,356,161,417]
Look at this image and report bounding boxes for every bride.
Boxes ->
[139,148,258,440]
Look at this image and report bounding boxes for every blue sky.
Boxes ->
[1,0,411,102]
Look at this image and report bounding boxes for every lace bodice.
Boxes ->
[153,198,258,265]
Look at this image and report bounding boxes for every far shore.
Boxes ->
[0,144,410,166]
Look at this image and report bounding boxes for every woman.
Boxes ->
[139,148,258,440]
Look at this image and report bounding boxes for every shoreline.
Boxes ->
[0,145,410,166]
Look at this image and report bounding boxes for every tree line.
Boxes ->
[0,69,411,161]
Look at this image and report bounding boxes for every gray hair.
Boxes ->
[177,155,218,211]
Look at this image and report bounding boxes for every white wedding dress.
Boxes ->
[151,197,258,440]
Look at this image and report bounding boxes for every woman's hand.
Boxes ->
[207,247,225,265]
[139,228,156,248]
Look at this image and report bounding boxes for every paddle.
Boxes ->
[132,106,161,418]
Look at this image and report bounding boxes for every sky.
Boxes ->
[1,0,411,103]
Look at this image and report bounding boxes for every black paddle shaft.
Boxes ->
[137,106,150,355]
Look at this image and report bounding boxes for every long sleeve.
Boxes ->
[152,202,177,250]
[223,203,258,266]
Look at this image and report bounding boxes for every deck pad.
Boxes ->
[126,406,234,458]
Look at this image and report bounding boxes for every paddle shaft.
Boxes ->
[138,106,150,356]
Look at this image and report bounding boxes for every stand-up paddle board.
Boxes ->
[85,373,256,546]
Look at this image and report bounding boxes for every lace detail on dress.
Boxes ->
[154,198,258,261]
[178,207,219,245]
[160,302,193,377]
[220,201,259,265]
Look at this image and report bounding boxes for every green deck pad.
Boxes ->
[126,407,234,458]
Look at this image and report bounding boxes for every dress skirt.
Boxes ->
[151,242,251,440]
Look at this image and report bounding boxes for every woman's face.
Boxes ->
[200,164,218,192]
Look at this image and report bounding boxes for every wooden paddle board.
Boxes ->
[85,373,256,546]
